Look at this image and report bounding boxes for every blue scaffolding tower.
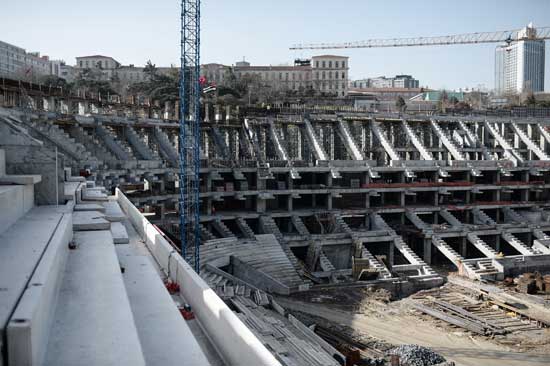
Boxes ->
[178,0,201,272]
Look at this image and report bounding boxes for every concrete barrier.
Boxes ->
[116,189,281,366]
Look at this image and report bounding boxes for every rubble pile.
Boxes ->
[387,344,446,366]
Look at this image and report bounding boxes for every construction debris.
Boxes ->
[387,345,446,366]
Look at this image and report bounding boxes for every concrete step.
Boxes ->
[6,213,72,366]
[116,246,210,366]
[0,207,66,362]
[111,222,130,244]
[73,211,111,231]
[103,201,126,222]
[44,231,146,366]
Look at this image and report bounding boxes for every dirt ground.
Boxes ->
[275,284,550,366]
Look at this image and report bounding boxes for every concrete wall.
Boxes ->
[496,254,550,277]
[116,189,282,366]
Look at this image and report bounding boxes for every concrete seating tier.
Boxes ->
[44,231,146,366]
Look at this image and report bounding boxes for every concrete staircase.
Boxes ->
[319,251,336,272]
[337,118,364,160]
[402,120,433,160]
[439,209,463,228]
[502,207,526,224]
[501,232,537,255]
[212,219,236,238]
[211,126,231,160]
[361,247,392,279]
[259,216,302,273]
[303,119,329,161]
[431,236,465,268]
[29,120,101,167]
[371,121,400,161]
[69,124,118,165]
[124,126,157,160]
[153,126,179,166]
[96,125,132,160]
[430,120,466,161]
[483,121,523,166]
[511,122,550,160]
[472,208,497,226]
[405,210,431,232]
[467,233,498,258]
[457,121,494,161]
[200,223,217,241]
[268,120,300,179]
[371,214,438,278]
[236,217,256,239]
[291,215,310,236]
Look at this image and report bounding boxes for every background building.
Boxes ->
[352,74,419,89]
[495,24,545,95]
[0,40,55,80]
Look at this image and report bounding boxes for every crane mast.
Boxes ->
[290,26,550,50]
[179,0,201,272]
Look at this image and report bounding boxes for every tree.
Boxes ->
[396,96,406,111]
[143,60,157,81]
[526,93,537,106]
[449,96,459,105]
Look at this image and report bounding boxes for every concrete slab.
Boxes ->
[44,231,146,366]
[0,207,63,357]
[117,246,211,366]
[103,201,125,222]
[0,174,42,185]
[82,189,108,201]
[110,222,129,244]
[74,203,106,213]
[72,211,110,231]
[6,213,72,366]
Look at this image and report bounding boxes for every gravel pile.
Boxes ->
[387,344,446,366]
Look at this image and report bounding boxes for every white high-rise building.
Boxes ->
[495,24,545,95]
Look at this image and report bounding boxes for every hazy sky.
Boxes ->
[2,0,549,90]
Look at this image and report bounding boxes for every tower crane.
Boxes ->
[290,25,550,50]
[179,0,201,272]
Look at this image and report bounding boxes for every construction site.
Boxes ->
[2,77,550,365]
[2,1,550,365]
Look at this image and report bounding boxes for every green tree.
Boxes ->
[526,93,536,106]
[143,60,157,81]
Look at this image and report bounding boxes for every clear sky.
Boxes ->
[2,0,549,91]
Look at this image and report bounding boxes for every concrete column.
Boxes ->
[226,105,231,123]
[327,194,332,210]
[388,241,395,266]
[175,101,180,120]
[424,238,432,264]
[256,199,266,213]
[214,105,221,122]
[495,235,501,253]
[400,192,405,207]
[204,103,210,122]
[78,102,87,115]
[460,237,467,257]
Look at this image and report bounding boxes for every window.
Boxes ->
[315,61,319,68]
[322,61,326,68]
[85,60,89,68]
[292,73,296,80]
[335,61,339,68]
[79,61,83,67]
[279,73,282,80]
[329,61,332,68]
[342,72,345,79]
[342,61,345,68]
[285,73,289,81]
[328,71,332,79]
[322,71,325,79]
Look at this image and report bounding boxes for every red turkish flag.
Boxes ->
[199,76,207,86]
